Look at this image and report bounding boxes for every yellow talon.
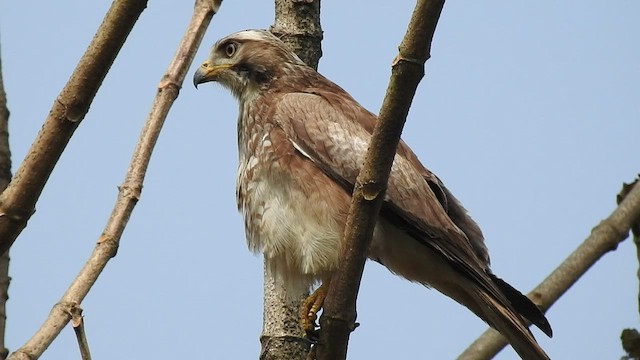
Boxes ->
[299,280,330,335]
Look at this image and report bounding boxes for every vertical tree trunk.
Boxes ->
[259,1,322,359]
[259,269,310,360]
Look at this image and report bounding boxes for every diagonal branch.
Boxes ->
[0,0,148,254]
[458,177,640,360]
[316,1,445,359]
[6,1,222,359]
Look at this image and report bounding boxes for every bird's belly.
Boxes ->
[237,163,346,290]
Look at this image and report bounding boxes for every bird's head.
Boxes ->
[193,29,306,101]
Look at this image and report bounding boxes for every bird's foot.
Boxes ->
[300,281,329,340]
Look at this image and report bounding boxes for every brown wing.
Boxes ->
[269,72,551,338]
[270,87,500,296]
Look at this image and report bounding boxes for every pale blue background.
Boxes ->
[0,1,638,359]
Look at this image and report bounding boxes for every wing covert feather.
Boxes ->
[272,91,494,284]
[268,87,550,339]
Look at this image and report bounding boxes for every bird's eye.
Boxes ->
[225,43,237,57]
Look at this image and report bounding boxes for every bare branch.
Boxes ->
[261,1,322,359]
[0,40,12,360]
[70,306,91,360]
[459,178,640,359]
[619,178,640,316]
[0,41,11,191]
[0,0,148,254]
[316,1,445,359]
[6,1,222,359]
[0,252,8,360]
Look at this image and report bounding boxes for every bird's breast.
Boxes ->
[235,124,350,286]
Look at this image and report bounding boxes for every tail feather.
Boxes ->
[490,274,553,337]
[474,289,550,360]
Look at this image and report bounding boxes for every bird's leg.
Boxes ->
[299,279,330,336]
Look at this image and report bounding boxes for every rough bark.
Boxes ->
[270,0,323,70]
[259,1,322,359]
[459,178,640,359]
[260,268,311,360]
[316,1,445,359]
[0,40,12,360]
[0,0,148,255]
[6,1,222,359]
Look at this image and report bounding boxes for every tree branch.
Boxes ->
[622,176,640,359]
[6,1,222,359]
[618,178,640,317]
[459,177,640,359]
[0,0,148,254]
[0,40,12,360]
[260,1,322,359]
[316,1,445,359]
[70,306,92,360]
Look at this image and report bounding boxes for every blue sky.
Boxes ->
[0,1,638,359]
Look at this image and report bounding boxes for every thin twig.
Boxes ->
[0,0,148,254]
[459,178,640,360]
[6,1,222,359]
[0,41,12,360]
[70,305,91,360]
[316,1,445,359]
[0,39,11,191]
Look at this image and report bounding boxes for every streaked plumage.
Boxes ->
[194,29,552,360]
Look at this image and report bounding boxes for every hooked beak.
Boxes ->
[193,62,231,88]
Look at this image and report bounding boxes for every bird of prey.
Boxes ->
[194,29,552,359]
